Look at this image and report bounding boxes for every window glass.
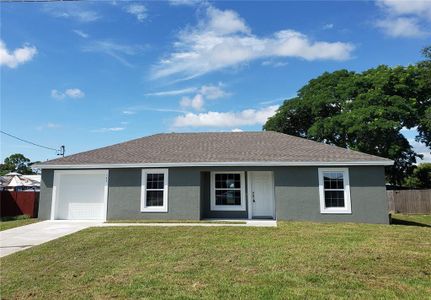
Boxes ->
[146,173,164,207]
[323,171,345,208]
[147,173,164,189]
[146,190,164,207]
[215,190,241,205]
[324,191,345,207]
[215,173,241,189]
[214,173,242,206]
[323,172,344,189]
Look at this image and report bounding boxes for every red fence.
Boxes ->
[0,191,39,218]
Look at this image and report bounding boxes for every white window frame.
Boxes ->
[210,171,246,211]
[318,168,351,214]
[141,169,168,212]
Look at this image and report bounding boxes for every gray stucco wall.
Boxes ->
[38,169,54,220]
[275,166,388,224]
[37,165,388,224]
[107,168,201,220]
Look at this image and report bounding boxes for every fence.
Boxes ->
[0,191,39,218]
[387,189,431,214]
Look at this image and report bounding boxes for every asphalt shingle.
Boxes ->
[38,131,392,166]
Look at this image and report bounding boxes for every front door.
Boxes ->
[248,171,275,219]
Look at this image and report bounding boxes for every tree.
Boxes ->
[0,154,34,175]
[404,163,431,188]
[415,47,431,148]
[264,47,431,184]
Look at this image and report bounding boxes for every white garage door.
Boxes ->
[52,170,108,220]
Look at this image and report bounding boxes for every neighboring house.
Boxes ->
[0,173,41,191]
[35,132,393,223]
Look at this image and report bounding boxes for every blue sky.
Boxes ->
[1,0,430,163]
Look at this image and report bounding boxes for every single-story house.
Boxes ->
[35,131,393,223]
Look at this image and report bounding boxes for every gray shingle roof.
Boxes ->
[38,131,392,167]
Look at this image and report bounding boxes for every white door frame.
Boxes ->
[247,171,275,219]
[50,169,109,221]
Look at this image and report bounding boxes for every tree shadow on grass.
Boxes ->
[390,217,431,228]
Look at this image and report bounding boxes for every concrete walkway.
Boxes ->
[0,221,100,257]
[99,220,277,228]
[1,219,276,258]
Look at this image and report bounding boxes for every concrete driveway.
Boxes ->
[0,221,100,257]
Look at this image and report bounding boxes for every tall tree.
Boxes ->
[415,46,431,148]
[1,154,34,175]
[264,47,431,184]
[404,163,431,189]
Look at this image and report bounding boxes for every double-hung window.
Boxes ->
[141,169,168,212]
[318,168,351,214]
[210,172,246,211]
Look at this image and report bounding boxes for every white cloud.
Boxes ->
[91,127,125,133]
[44,4,100,22]
[376,17,426,37]
[0,40,37,68]
[51,88,85,100]
[322,23,334,30]
[123,106,186,115]
[125,4,147,22]
[151,5,354,80]
[262,60,288,68]
[122,110,136,115]
[377,0,431,21]
[375,0,431,37]
[169,0,201,6]
[145,84,228,99]
[145,87,197,96]
[231,128,243,132]
[82,40,144,67]
[36,123,62,131]
[65,88,85,98]
[73,29,89,38]
[177,83,228,110]
[173,105,278,127]
[180,94,204,110]
[198,84,227,99]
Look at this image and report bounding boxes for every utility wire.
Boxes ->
[1,130,58,152]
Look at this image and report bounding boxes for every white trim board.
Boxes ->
[140,169,169,213]
[318,167,352,214]
[37,160,393,169]
[210,171,246,211]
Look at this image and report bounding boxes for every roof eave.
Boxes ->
[34,160,394,169]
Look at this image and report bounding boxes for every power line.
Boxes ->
[1,130,58,152]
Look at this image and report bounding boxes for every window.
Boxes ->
[141,169,168,212]
[210,172,246,211]
[318,168,351,214]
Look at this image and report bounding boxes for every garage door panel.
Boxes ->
[54,171,107,220]
[68,203,105,220]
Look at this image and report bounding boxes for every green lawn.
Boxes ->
[1,219,430,299]
[0,216,38,231]
[391,214,431,226]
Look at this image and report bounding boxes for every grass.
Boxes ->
[391,213,431,227]
[107,219,246,224]
[0,215,38,231]
[1,216,430,299]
